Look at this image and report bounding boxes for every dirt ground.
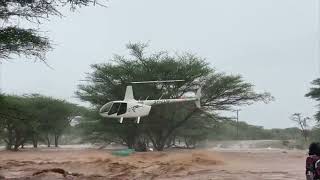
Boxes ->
[0,147,306,180]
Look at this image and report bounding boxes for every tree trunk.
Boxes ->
[122,124,140,149]
[184,137,190,148]
[146,131,166,151]
[147,108,199,151]
[13,129,23,151]
[33,140,38,148]
[32,135,38,148]
[155,142,165,151]
[5,128,14,150]
[135,140,147,152]
[20,138,27,149]
[13,137,21,151]
[172,135,176,146]
[5,139,12,150]
[154,137,166,151]
[46,134,51,147]
[13,144,19,151]
[126,137,135,149]
[54,135,59,147]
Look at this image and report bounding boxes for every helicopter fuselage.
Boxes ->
[98,85,201,124]
[99,100,151,118]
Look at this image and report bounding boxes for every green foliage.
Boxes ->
[0,95,36,150]
[77,43,211,106]
[206,119,301,141]
[77,43,272,151]
[76,110,129,145]
[0,27,51,60]
[268,128,301,140]
[306,78,320,121]
[309,125,320,143]
[0,0,102,61]
[26,94,83,147]
[202,74,273,111]
[0,0,99,20]
[174,110,218,148]
[0,94,83,150]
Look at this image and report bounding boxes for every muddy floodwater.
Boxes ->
[0,144,306,180]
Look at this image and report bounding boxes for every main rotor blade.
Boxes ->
[79,79,185,84]
[130,80,185,84]
[79,80,104,82]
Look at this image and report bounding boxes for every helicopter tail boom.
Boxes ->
[140,87,202,108]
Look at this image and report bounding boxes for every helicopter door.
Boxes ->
[108,103,121,115]
[117,103,127,115]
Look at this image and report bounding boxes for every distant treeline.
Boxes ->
[5,43,320,151]
[0,94,85,151]
[1,93,318,151]
[66,118,319,149]
[206,119,320,149]
[207,119,302,141]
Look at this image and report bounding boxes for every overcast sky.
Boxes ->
[1,0,319,128]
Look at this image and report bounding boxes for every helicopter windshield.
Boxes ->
[100,102,127,115]
[108,103,121,115]
[100,102,113,113]
[117,103,127,115]
[106,103,128,115]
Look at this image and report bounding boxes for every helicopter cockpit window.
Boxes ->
[100,102,113,113]
[108,103,121,115]
[117,103,127,115]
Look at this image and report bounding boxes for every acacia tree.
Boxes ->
[144,103,218,150]
[0,94,81,150]
[290,113,310,143]
[0,0,102,61]
[0,95,38,150]
[76,43,273,151]
[76,43,211,149]
[143,73,272,151]
[26,94,79,147]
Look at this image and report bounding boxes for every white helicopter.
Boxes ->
[99,80,201,124]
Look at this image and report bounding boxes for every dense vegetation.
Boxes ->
[0,0,102,61]
[0,1,318,153]
[207,119,301,141]
[0,95,310,147]
[0,92,317,151]
[306,79,320,122]
[3,42,320,151]
[0,94,85,150]
[75,43,273,151]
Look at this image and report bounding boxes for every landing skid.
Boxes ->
[119,117,124,123]
[134,117,141,124]
[118,117,141,124]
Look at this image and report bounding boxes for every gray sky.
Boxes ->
[1,0,319,128]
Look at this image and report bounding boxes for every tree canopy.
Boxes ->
[0,0,103,61]
[76,43,273,151]
[306,78,320,121]
[0,94,83,150]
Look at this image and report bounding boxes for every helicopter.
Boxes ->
[99,80,201,124]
